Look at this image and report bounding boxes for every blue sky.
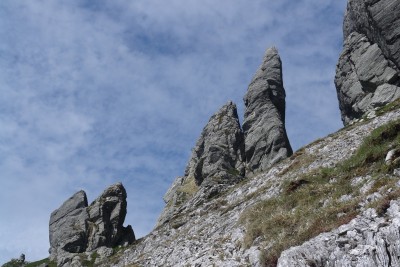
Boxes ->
[0,0,347,263]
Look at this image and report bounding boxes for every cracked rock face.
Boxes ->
[49,183,135,265]
[156,102,246,226]
[336,0,400,125]
[49,191,89,255]
[185,101,246,186]
[344,0,400,69]
[86,183,135,251]
[243,47,292,174]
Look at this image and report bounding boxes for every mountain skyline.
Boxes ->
[0,0,346,263]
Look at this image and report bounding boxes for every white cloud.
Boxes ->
[0,0,347,263]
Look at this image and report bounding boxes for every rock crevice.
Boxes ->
[49,183,135,266]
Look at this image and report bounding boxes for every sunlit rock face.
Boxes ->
[243,47,292,174]
[336,0,400,125]
[49,183,135,266]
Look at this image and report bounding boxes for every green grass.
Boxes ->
[2,258,56,267]
[81,252,99,267]
[240,118,400,266]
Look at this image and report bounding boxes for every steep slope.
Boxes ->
[97,103,400,267]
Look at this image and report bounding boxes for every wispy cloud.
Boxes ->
[0,0,347,262]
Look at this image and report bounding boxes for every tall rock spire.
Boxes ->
[242,47,293,174]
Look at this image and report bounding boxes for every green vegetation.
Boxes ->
[1,258,56,267]
[25,258,56,267]
[1,259,23,267]
[376,98,400,116]
[240,118,400,266]
[81,252,99,267]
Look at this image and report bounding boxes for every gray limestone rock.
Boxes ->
[335,32,400,124]
[344,0,400,69]
[49,191,89,256]
[336,0,400,125]
[92,183,135,248]
[86,182,135,250]
[156,101,246,227]
[277,201,400,267]
[185,101,246,186]
[243,47,292,173]
[49,183,135,265]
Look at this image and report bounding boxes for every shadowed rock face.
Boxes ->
[156,102,246,227]
[86,183,135,251]
[243,47,292,174]
[185,101,246,186]
[336,0,400,125]
[49,183,135,263]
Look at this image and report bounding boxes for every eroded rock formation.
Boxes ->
[184,101,246,186]
[49,183,135,266]
[243,47,292,174]
[156,101,246,226]
[335,0,400,125]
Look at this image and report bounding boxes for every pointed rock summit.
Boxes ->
[158,47,293,226]
[336,0,400,125]
[49,183,135,266]
[243,47,292,173]
[156,102,245,226]
[185,101,245,186]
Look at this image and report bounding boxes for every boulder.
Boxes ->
[184,101,246,186]
[242,47,292,173]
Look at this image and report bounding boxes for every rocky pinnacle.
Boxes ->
[49,183,135,266]
[243,47,293,174]
[185,101,246,186]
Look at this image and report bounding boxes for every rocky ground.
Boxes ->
[95,105,400,267]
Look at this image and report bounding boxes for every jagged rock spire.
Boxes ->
[185,100,246,186]
[243,47,293,174]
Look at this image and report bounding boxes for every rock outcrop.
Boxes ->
[49,191,89,255]
[156,101,246,226]
[335,0,400,125]
[277,200,400,267]
[49,183,135,266]
[157,48,294,227]
[86,183,135,250]
[184,101,245,186]
[243,47,292,174]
